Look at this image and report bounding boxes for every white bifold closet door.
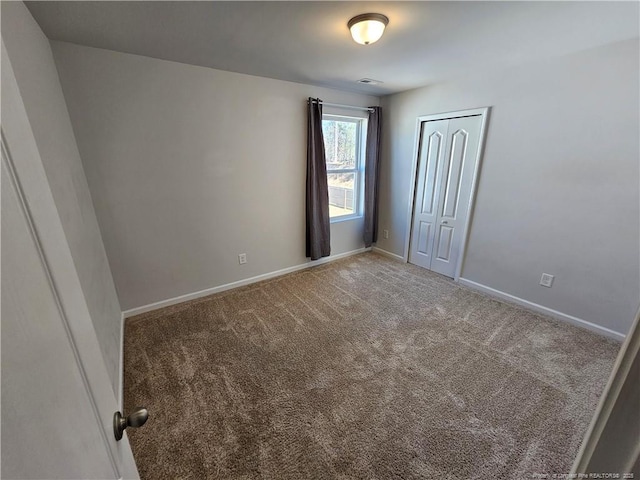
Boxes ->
[408,115,483,278]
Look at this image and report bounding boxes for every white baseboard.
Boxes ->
[122,247,371,319]
[457,278,625,341]
[371,246,405,262]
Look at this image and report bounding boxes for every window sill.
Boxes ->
[330,215,363,224]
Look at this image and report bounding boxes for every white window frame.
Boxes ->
[322,114,367,222]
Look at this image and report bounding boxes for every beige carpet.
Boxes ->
[124,252,619,479]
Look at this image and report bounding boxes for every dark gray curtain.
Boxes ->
[306,98,331,260]
[363,106,382,247]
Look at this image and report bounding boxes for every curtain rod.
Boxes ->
[320,101,375,113]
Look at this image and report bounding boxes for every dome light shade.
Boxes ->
[348,13,389,45]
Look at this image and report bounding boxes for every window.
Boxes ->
[322,115,367,220]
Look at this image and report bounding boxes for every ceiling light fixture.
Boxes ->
[348,13,389,45]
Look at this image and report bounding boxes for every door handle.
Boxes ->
[441,220,449,225]
[113,407,148,441]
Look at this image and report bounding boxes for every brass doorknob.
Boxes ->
[113,407,148,441]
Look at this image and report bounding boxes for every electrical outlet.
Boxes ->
[383,229,389,239]
[540,273,554,288]
[238,253,247,265]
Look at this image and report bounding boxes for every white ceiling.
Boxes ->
[26,1,639,95]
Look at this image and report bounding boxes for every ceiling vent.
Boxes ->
[357,78,383,85]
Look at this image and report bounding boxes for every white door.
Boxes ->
[1,42,140,479]
[408,114,484,278]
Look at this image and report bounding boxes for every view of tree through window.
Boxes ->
[322,117,363,218]
[323,121,357,168]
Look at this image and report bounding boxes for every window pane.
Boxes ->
[327,172,355,218]
[322,120,357,170]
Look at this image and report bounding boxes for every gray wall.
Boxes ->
[51,42,378,311]
[1,3,122,395]
[377,38,640,336]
